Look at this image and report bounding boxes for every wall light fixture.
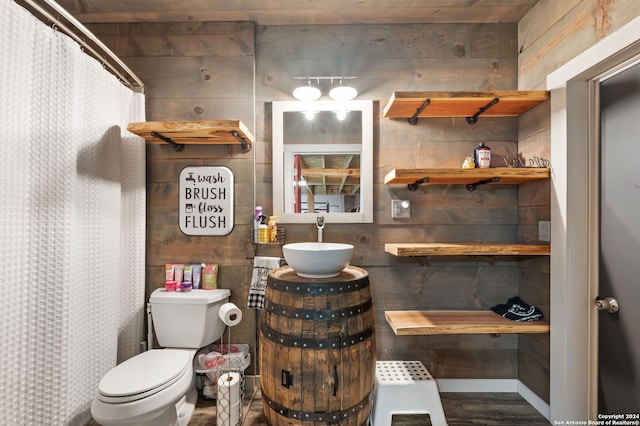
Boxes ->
[293,76,357,101]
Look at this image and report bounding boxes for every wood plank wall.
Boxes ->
[519,0,640,91]
[89,20,561,398]
[255,23,535,382]
[88,22,260,368]
[516,0,639,402]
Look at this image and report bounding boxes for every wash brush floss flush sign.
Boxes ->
[179,166,234,236]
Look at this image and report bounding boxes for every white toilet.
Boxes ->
[91,288,231,426]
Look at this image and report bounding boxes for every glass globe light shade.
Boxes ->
[329,84,357,101]
[293,83,321,101]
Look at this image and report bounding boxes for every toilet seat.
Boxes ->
[97,349,191,403]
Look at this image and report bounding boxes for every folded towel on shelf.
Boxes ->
[491,296,544,322]
[246,256,281,310]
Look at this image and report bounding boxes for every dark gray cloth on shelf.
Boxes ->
[491,296,543,322]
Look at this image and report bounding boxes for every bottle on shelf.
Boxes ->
[254,206,263,243]
[258,215,268,244]
[268,215,278,244]
[473,142,491,168]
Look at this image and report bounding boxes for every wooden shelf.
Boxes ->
[382,93,551,337]
[385,310,550,336]
[384,167,550,186]
[127,120,254,151]
[385,243,550,257]
[383,90,549,120]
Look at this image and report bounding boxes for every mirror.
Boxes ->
[273,100,373,223]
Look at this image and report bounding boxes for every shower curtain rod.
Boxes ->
[15,0,144,92]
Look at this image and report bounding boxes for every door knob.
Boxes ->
[595,297,619,313]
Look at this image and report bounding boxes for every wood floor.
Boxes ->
[190,385,552,425]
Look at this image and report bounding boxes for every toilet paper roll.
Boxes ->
[216,401,240,426]
[217,372,241,426]
[218,302,242,327]
[217,372,240,398]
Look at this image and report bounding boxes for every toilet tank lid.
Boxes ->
[150,288,230,304]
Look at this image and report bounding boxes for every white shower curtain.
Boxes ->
[0,1,146,424]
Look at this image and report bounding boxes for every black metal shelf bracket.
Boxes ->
[466,176,500,191]
[407,177,429,191]
[151,131,185,152]
[468,255,498,260]
[230,130,251,152]
[407,98,431,125]
[466,97,500,125]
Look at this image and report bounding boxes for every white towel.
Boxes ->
[247,256,281,309]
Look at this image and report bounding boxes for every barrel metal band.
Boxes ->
[267,278,369,295]
[262,388,373,424]
[261,322,374,349]
[264,298,372,321]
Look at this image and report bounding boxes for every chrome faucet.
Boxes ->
[316,216,325,242]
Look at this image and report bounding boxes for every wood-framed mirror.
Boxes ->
[272,100,373,223]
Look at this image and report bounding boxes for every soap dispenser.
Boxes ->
[257,215,268,244]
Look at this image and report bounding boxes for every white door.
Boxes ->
[597,61,640,412]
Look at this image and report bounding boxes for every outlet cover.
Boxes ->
[538,221,550,242]
[391,199,411,218]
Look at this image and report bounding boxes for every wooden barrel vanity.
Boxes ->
[259,265,376,426]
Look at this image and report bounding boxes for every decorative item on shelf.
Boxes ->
[502,156,551,168]
[461,156,475,169]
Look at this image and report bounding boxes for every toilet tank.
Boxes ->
[149,288,231,348]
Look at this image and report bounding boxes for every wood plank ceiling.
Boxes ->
[56,0,539,24]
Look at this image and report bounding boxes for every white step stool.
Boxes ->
[372,361,448,426]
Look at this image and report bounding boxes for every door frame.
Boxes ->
[547,15,640,423]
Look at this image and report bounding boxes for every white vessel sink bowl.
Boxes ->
[282,242,354,278]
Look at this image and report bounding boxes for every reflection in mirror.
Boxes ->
[285,148,361,214]
[273,100,373,223]
[294,153,360,213]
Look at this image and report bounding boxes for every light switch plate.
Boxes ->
[391,199,411,218]
[538,221,550,242]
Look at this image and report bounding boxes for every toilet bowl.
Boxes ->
[91,288,231,426]
[91,349,197,426]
